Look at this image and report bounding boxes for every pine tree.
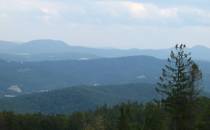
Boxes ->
[118,106,130,130]
[156,44,202,130]
[93,115,105,130]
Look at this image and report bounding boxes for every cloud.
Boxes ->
[0,0,64,22]
[84,1,210,27]
[1,0,210,26]
[0,0,210,49]
[123,1,178,18]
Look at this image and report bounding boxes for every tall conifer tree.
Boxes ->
[156,44,202,130]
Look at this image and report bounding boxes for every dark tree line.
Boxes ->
[0,99,210,130]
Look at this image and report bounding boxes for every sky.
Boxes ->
[0,0,210,49]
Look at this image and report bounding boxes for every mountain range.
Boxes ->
[0,55,209,98]
[0,55,163,96]
[0,39,209,114]
[0,39,210,61]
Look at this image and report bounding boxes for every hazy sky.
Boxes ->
[0,0,210,49]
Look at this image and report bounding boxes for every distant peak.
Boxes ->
[191,45,209,49]
[0,40,18,44]
[29,39,64,43]
[23,39,70,47]
[27,39,66,44]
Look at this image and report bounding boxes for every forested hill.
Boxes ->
[0,83,157,114]
[0,55,163,95]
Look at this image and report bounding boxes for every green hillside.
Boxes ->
[0,83,157,114]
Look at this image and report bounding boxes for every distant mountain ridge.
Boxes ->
[0,55,163,95]
[0,39,209,61]
[0,40,99,61]
[0,40,208,114]
[0,55,209,98]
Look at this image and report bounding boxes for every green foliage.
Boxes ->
[0,98,210,130]
[0,102,163,130]
[156,44,203,130]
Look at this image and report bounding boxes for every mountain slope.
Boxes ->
[0,40,99,61]
[0,83,157,114]
[0,56,163,95]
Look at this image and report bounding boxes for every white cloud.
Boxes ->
[0,0,210,26]
[123,1,178,18]
[0,0,210,49]
[0,0,64,16]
